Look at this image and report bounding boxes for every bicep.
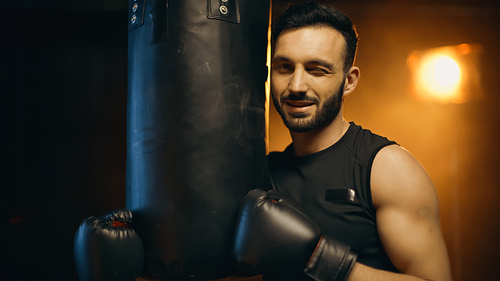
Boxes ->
[371,145,451,281]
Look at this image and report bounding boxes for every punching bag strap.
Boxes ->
[207,0,240,24]
[129,0,146,32]
[149,0,169,44]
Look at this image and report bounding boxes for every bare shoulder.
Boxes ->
[369,145,451,280]
[371,145,438,210]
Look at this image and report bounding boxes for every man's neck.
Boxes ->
[290,117,350,157]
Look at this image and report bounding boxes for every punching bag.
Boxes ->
[126,0,270,279]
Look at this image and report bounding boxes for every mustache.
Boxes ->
[281,94,319,103]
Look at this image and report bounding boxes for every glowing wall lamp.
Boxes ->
[408,43,483,104]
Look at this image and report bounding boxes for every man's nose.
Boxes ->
[288,68,308,94]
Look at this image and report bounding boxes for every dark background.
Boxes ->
[4,0,500,280]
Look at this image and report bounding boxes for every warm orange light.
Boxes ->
[420,55,461,100]
[408,43,483,104]
[265,2,272,154]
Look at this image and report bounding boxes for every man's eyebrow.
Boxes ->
[272,55,292,63]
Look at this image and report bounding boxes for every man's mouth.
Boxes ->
[283,99,316,114]
[285,100,315,107]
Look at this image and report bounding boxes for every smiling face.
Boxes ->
[271,26,351,133]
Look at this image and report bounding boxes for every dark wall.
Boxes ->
[3,0,500,280]
[3,6,129,281]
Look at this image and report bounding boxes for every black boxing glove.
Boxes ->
[232,189,357,281]
[74,209,144,281]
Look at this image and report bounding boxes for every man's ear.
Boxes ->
[343,66,360,97]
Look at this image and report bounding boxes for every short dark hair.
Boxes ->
[272,1,359,72]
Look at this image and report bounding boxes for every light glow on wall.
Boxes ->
[408,43,483,104]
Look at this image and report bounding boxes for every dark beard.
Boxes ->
[272,80,345,133]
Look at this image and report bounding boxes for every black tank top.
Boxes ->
[268,122,399,273]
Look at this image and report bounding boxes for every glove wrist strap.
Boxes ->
[304,235,357,281]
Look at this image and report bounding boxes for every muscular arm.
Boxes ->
[347,145,452,281]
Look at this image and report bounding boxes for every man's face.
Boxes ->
[271,26,347,132]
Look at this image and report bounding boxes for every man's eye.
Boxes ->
[307,68,328,75]
[276,64,293,73]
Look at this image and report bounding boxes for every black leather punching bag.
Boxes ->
[126,0,270,279]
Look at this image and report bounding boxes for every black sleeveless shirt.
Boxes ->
[268,122,399,273]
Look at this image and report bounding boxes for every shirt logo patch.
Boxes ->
[325,189,356,202]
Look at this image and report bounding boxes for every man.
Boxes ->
[233,1,452,281]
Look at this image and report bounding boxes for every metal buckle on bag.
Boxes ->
[207,0,240,24]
